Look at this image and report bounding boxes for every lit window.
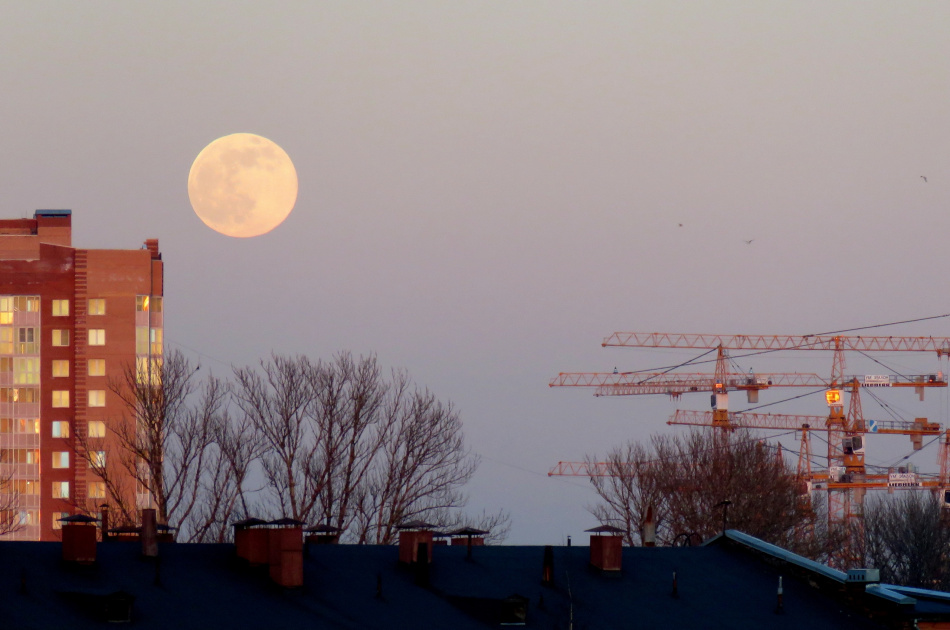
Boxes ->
[88,299,105,315]
[12,479,38,495]
[52,452,70,468]
[52,481,70,499]
[0,297,11,325]
[52,390,69,408]
[2,387,38,403]
[2,449,40,464]
[88,421,106,438]
[88,359,106,376]
[14,297,39,312]
[17,419,39,434]
[0,357,10,371]
[17,327,38,353]
[89,481,106,499]
[88,390,106,407]
[14,358,39,384]
[88,329,105,346]
[17,510,38,526]
[136,327,148,354]
[52,329,69,346]
[52,421,70,438]
[52,360,70,377]
[52,511,70,530]
[150,328,163,355]
[0,328,12,354]
[52,299,69,316]
[91,451,106,468]
[136,296,150,312]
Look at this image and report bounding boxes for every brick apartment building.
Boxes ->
[0,210,163,540]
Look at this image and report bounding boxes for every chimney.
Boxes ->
[144,239,160,260]
[141,509,158,557]
[542,545,554,586]
[304,523,341,546]
[396,521,436,565]
[99,504,110,542]
[267,518,304,588]
[60,514,98,564]
[233,518,269,564]
[586,525,625,572]
[447,527,489,561]
[642,505,656,547]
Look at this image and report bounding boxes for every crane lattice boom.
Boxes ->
[602,332,950,354]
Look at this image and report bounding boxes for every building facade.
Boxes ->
[0,210,163,540]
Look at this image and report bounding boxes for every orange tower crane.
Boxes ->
[552,332,950,530]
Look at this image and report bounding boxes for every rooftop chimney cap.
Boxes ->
[304,523,342,534]
[446,527,489,536]
[585,525,627,534]
[108,525,141,534]
[58,514,99,524]
[396,520,438,530]
[268,517,306,527]
[34,209,72,218]
[232,517,268,528]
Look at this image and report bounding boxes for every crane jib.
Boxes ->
[602,333,950,353]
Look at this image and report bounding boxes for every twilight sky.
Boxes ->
[3,2,949,544]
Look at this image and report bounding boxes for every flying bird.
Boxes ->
[678,223,683,227]
[744,239,755,245]
[921,176,928,183]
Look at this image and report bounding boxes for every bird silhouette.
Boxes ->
[922,176,928,183]
[744,239,755,245]
[677,223,683,227]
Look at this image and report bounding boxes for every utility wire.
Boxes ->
[806,313,950,337]
[740,388,828,413]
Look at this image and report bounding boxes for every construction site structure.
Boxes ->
[551,331,950,534]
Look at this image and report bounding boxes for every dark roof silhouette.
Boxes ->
[3,530,950,628]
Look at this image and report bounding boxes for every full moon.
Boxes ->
[188,133,298,238]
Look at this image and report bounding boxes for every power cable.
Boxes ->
[805,313,950,337]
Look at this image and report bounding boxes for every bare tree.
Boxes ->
[590,429,816,550]
[77,350,227,532]
[232,354,323,523]
[589,440,665,547]
[233,353,482,544]
[861,491,950,589]
[356,386,479,545]
[181,410,265,543]
[310,352,393,534]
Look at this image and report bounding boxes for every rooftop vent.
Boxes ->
[446,527,489,560]
[847,568,881,584]
[268,518,305,588]
[586,525,625,572]
[397,521,437,565]
[305,523,341,546]
[232,518,269,565]
[59,514,98,564]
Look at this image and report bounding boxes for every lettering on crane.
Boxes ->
[864,375,891,387]
[887,473,921,488]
